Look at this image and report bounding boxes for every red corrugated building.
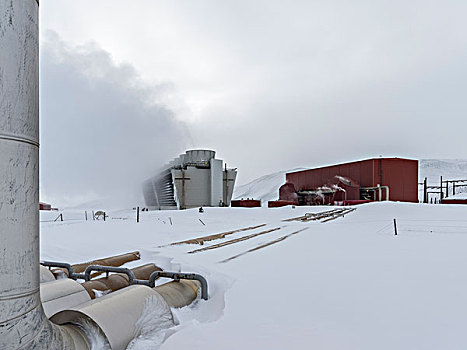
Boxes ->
[280,157,418,205]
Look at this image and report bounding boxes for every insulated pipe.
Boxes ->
[149,271,208,300]
[41,279,92,318]
[43,251,141,279]
[154,280,202,308]
[51,285,175,350]
[0,2,201,348]
[0,1,88,348]
[361,186,390,201]
[81,263,162,299]
[381,186,390,201]
[72,251,141,276]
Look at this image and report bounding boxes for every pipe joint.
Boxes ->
[148,271,208,300]
[83,265,135,283]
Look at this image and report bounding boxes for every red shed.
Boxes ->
[284,158,418,203]
[39,202,52,211]
[231,199,262,208]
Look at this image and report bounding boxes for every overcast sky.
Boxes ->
[39,0,467,206]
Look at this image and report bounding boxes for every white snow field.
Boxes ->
[40,202,467,350]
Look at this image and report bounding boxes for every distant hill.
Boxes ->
[419,159,467,182]
[233,159,467,204]
[233,168,304,205]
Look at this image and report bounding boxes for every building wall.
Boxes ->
[376,158,418,202]
[210,159,223,206]
[172,167,211,209]
[223,169,237,206]
[286,158,418,203]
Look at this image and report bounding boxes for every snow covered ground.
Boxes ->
[40,202,467,349]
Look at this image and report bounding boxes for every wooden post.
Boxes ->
[103,212,106,221]
[393,218,397,236]
[92,211,95,221]
[453,182,456,196]
[85,211,88,221]
[137,206,140,223]
[169,217,172,225]
[60,213,63,222]
[446,180,449,198]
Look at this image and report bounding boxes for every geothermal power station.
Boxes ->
[143,150,237,209]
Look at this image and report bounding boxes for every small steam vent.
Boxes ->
[143,149,237,210]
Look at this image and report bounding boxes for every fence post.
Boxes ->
[103,212,106,222]
[393,218,398,236]
[137,206,140,223]
[423,177,428,203]
[440,176,443,201]
[85,211,87,221]
[453,182,456,196]
[92,211,95,221]
[60,213,63,222]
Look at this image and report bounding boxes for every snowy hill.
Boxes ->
[233,168,304,204]
[420,159,467,182]
[234,159,467,203]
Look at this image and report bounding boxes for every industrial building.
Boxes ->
[143,150,237,209]
[276,157,418,206]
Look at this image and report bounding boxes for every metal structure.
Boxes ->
[420,176,467,203]
[143,149,237,209]
[278,157,418,205]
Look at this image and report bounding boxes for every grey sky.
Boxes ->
[39,1,467,206]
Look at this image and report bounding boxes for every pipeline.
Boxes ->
[361,185,390,201]
[46,251,141,279]
[0,2,203,349]
[72,251,141,278]
[80,263,162,299]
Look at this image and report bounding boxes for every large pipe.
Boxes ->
[0,1,88,348]
[0,2,201,348]
[81,263,162,299]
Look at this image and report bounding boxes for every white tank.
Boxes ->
[184,149,215,165]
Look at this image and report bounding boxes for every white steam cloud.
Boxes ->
[39,32,190,208]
